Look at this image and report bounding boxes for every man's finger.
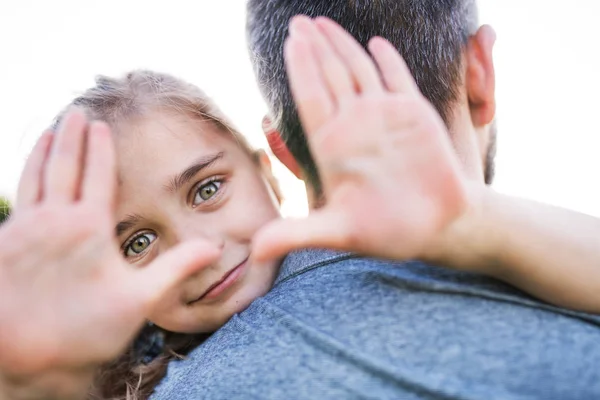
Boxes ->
[44,110,88,203]
[315,17,383,94]
[251,210,352,262]
[285,30,334,135]
[82,121,116,209]
[15,132,53,209]
[368,37,419,94]
[132,240,222,307]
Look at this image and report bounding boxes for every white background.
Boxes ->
[1,1,598,217]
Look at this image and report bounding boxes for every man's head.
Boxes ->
[247,0,497,197]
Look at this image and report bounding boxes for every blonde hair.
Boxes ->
[52,70,255,154]
[52,70,266,400]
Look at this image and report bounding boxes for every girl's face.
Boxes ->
[114,112,281,333]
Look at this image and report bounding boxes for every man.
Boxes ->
[153,3,600,398]
[245,0,600,311]
[1,2,600,400]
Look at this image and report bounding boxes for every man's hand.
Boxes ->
[253,17,472,262]
[0,111,220,398]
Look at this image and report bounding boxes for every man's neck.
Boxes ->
[447,107,486,182]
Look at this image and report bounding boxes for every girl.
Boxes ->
[49,70,284,399]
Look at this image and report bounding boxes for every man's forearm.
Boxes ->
[432,186,600,313]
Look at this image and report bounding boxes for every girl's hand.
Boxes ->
[0,111,220,384]
[253,17,473,263]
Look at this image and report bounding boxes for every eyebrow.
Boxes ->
[116,214,143,237]
[165,152,224,193]
[115,153,224,237]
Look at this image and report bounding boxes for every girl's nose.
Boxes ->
[172,221,225,250]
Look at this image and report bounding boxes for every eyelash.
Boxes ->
[190,176,226,207]
[120,176,227,259]
[121,230,156,259]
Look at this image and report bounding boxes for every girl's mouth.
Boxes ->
[188,258,249,304]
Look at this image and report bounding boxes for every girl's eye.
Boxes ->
[193,180,222,206]
[124,233,157,257]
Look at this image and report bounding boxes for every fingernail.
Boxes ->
[289,15,312,36]
[66,106,86,116]
[289,16,301,36]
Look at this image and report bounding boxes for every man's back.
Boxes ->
[153,250,600,399]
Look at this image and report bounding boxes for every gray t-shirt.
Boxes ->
[152,249,600,399]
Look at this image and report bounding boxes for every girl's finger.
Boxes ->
[368,37,420,94]
[284,32,334,135]
[82,121,116,209]
[292,16,355,105]
[251,208,351,262]
[315,17,384,95]
[15,131,54,209]
[132,240,221,308]
[44,110,88,203]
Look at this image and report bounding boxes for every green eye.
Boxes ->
[193,180,222,206]
[125,233,157,257]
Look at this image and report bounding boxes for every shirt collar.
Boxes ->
[274,248,356,285]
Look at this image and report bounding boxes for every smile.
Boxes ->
[188,258,249,304]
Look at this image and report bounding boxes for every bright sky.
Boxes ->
[0,1,599,217]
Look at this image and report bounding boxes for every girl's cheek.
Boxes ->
[230,206,277,239]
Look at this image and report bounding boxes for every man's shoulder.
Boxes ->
[273,248,356,284]
[274,248,471,288]
[274,248,528,300]
[152,249,600,400]
[274,249,600,326]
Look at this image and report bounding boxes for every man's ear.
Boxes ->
[466,25,497,127]
[262,116,302,179]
